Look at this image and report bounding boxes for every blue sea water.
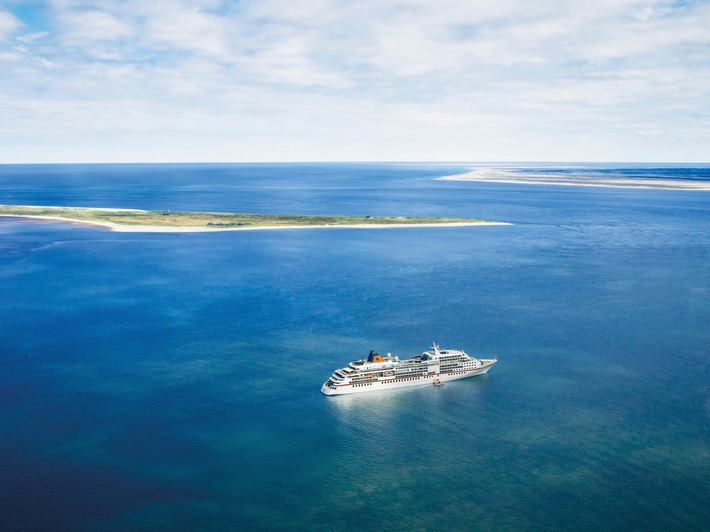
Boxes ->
[0,163,709,531]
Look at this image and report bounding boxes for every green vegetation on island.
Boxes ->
[0,205,494,229]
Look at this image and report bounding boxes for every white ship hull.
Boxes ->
[321,344,496,396]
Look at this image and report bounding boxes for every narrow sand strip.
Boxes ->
[13,205,146,212]
[439,170,710,190]
[0,214,508,233]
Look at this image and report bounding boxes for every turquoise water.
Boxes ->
[1,163,709,530]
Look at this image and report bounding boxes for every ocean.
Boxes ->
[1,163,708,531]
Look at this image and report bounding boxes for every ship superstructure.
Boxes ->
[321,343,496,396]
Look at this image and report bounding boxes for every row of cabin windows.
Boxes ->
[391,376,423,382]
[352,371,471,387]
[355,368,473,382]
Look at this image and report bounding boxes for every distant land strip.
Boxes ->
[0,205,507,233]
[439,170,710,190]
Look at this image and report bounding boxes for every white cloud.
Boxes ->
[0,51,23,62]
[1,0,709,162]
[0,9,22,42]
[58,9,133,45]
[16,31,49,44]
[48,0,233,60]
[139,3,232,60]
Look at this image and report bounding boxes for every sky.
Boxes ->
[0,0,709,163]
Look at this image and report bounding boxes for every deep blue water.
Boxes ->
[1,163,709,531]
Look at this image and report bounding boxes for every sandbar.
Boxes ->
[439,169,710,190]
[0,205,507,233]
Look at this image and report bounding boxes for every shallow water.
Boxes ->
[1,163,709,530]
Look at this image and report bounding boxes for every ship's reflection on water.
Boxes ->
[320,377,495,480]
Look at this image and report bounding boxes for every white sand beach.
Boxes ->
[439,170,710,190]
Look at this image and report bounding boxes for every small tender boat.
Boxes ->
[433,379,444,386]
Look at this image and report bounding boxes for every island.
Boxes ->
[0,205,506,233]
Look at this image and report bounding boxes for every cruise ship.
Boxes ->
[321,343,496,396]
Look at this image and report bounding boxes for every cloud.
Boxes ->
[1,0,709,162]
[48,1,233,60]
[31,1,710,86]
[0,9,22,42]
[139,2,232,60]
[58,9,133,45]
[16,31,49,44]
